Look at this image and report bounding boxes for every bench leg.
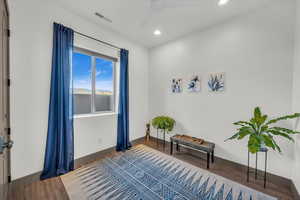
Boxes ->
[211,150,214,163]
[170,141,173,155]
[176,143,180,152]
[207,152,210,169]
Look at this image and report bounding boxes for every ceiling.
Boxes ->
[56,0,275,48]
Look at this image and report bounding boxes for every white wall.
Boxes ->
[149,1,296,179]
[9,0,149,180]
[9,0,299,183]
[293,0,300,193]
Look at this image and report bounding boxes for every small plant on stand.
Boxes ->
[152,116,175,148]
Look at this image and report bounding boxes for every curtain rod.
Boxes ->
[54,22,126,51]
[74,31,123,51]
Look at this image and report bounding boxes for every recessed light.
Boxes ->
[218,0,230,6]
[154,30,161,36]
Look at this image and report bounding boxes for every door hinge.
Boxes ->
[7,78,11,86]
[8,175,11,183]
[7,29,10,37]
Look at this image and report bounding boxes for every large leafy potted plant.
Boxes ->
[152,116,176,134]
[226,107,300,153]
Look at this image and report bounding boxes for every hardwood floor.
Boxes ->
[8,137,297,200]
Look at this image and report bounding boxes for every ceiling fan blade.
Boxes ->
[139,10,157,28]
[141,0,203,28]
[140,1,164,28]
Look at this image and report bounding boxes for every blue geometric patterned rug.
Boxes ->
[61,144,277,200]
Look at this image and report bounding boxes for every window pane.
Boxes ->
[95,57,114,112]
[73,52,92,115]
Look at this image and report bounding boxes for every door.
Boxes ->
[0,0,11,199]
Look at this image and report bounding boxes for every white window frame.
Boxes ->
[73,47,118,117]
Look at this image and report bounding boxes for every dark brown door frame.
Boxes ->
[4,0,11,184]
[0,0,11,199]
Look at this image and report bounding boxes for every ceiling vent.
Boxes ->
[95,12,112,23]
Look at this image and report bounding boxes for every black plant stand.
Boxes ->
[156,129,166,149]
[247,148,268,188]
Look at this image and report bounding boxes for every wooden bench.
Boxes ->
[170,135,215,169]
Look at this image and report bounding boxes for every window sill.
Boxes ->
[74,112,118,119]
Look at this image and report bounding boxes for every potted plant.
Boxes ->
[152,116,176,135]
[226,107,300,153]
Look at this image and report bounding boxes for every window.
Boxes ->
[73,47,116,115]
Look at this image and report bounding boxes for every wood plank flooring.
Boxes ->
[8,137,296,200]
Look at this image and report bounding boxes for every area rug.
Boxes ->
[61,144,277,200]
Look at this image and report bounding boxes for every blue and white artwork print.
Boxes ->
[172,78,183,93]
[208,73,225,92]
[187,75,201,92]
